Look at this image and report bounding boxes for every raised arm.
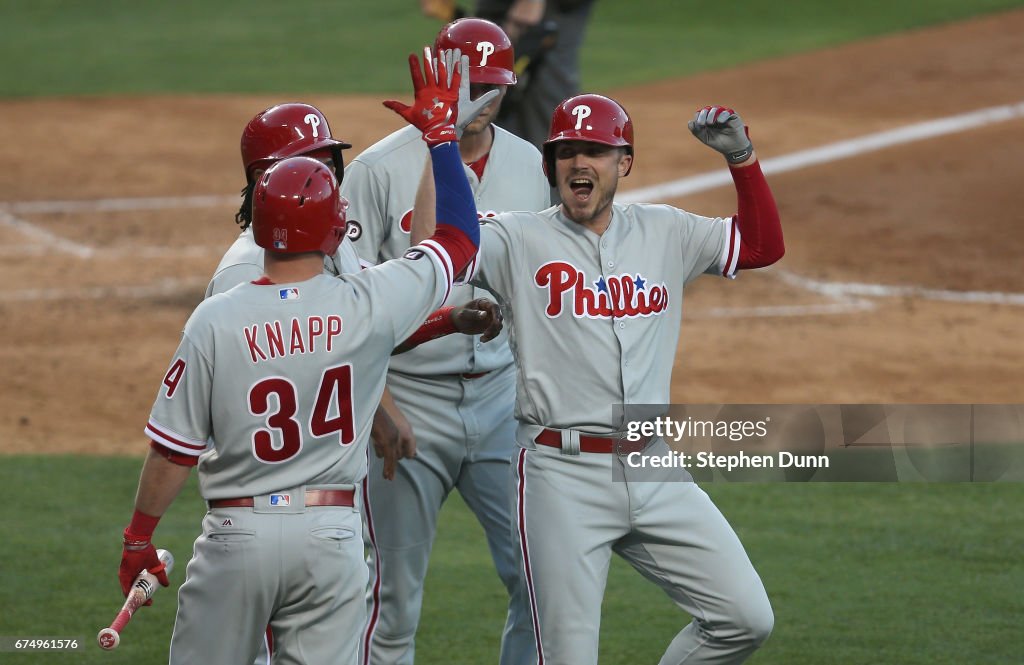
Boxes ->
[688,106,784,270]
[384,47,500,275]
[409,48,498,246]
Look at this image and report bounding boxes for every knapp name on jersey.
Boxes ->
[244,315,344,363]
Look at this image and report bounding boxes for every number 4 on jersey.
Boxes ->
[162,359,186,398]
[249,364,355,464]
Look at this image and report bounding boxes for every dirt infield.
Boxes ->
[1,11,1022,455]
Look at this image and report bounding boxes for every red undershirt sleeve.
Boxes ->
[730,161,785,270]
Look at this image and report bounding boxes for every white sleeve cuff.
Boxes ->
[718,217,741,279]
[145,419,207,457]
[411,240,455,306]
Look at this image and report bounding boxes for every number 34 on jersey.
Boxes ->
[159,314,356,465]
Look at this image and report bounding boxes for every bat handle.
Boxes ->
[96,548,175,650]
[109,609,133,634]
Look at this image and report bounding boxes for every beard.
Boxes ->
[462,113,494,137]
[561,179,617,227]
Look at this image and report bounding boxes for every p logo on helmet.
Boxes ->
[476,41,495,66]
[240,103,352,182]
[435,18,516,86]
[572,105,592,130]
[304,113,321,138]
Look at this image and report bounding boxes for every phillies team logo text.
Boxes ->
[534,261,669,319]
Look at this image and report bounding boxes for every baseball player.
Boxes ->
[207,102,362,297]
[115,51,484,665]
[341,18,550,665]
[210,102,504,482]
[452,95,785,664]
[211,98,505,665]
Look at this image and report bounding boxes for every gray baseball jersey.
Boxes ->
[206,228,363,298]
[148,250,456,665]
[471,203,774,664]
[342,123,549,665]
[470,202,738,433]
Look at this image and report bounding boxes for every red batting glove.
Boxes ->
[383,46,460,147]
[120,529,169,604]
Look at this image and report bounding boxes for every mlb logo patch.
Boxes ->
[279,288,300,301]
[273,240,287,250]
[269,493,291,507]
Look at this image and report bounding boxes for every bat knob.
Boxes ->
[156,548,175,572]
[97,628,120,650]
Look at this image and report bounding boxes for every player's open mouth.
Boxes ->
[569,178,594,200]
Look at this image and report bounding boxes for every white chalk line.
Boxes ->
[0,210,94,259]
[688,300,876,320]
[616,100,1024,203]
[3,100,1024,312]
[773,269,1024,306]
[5,100,1022,218]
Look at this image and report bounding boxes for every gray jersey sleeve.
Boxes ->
[145,321,215,459]
[341,159,390,265]
[344,242,456,346]
[206,263,263,298]
[675,208,735,282]
[206,230,265,298]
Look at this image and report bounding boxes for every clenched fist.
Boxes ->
[688,106,753,164]
[452,297,504,342]
[119,530,169,605]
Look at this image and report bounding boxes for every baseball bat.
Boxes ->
[97,548,174,650]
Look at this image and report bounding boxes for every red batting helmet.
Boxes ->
[435,18,516,86]
[252,157,348,256]
[240,103,352,182]
[542,94,635,186]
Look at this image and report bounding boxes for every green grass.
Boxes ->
[1,456,1021,663]
[582,0,1024,88]
[1,0,1022,96]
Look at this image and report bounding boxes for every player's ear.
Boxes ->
[617,149,633,177]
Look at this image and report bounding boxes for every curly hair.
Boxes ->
[234,182,256,230]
